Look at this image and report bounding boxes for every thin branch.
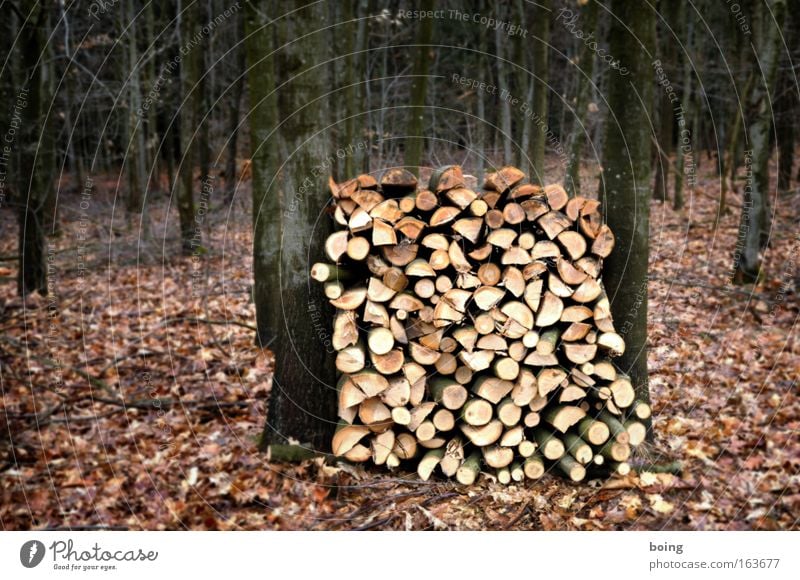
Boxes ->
[164,316,257,331]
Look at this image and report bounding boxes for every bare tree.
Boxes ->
[733,0,786,284]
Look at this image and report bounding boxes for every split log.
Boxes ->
[417,448,445,481]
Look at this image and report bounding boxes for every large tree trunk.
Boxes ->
[249,0,337,452]
[405,0,434,175]
[177,0,199,254]
[598,0,655,422]
[734,0,786,284]
[564,0,597,196]
[528,0,550,184]
[17,2,50,296]
[246,0,280,347]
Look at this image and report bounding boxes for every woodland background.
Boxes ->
[0,0,798,530]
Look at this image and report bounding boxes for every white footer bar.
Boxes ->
[1,531,797,579]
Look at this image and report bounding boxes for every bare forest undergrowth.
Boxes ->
[1,160,798,530]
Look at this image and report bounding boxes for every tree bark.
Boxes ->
[513,0,530,169]
[40,6,58,234]
[59,0,85,194]
[718,71,754,227]
[17,2,50,296]
[249,0,338,451]
[0,7,16,211]
[405,0,435,175]
[144,0,160,192]
[598,0,655,424]
[529,0,550,184]
[775,63,795,193]
[178,0,199,254]
[734,0,786,284]
[673,5,694,211]
[495,4,513,164]
[355,0,369,173]
[224,11,245,202]
[653,0,677,204]
[341,0,359,178]
[476,24,488,185]
[564,0,597,196]
[125,0,148,215]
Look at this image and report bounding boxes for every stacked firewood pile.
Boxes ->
[311,165,650,484]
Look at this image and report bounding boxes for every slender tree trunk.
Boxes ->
[734,0,786,284]
[165,124,177,196]
[673,10,694,211]
[224,11,245,201]
[598,0,655,423]
[0,9,16,212]
[564,0,597,196]
[59,0,85,193]
[529,0,550,184]
[40,6,58,234]
[198,9,211,187]
[476,23,488,184]
[356,0,369,173]
[201,2,213,191]
[144,0,160,192]
[653,0,677,203]
[494,5,513,164]
[178,1,199,254]
[775,71,795,193]
[17,2,49,295]
[126,0,147,215]
[405,0,434,175]
[718,71,754,227]
[249,0,337,452]
[341,0,358,177]
[513,0,530,169]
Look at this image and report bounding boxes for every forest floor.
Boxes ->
[0,160,798,530]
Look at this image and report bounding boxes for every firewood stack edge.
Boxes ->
[311,165,650,484]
